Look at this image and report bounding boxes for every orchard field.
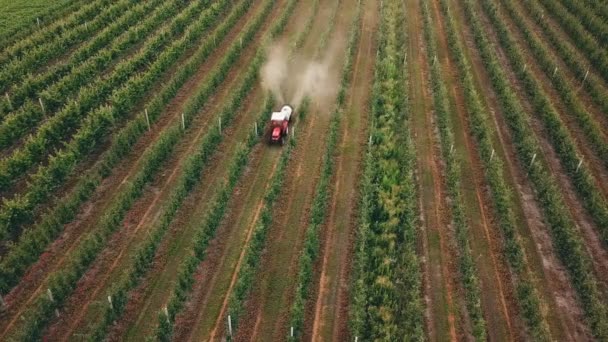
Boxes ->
[0,0,606,340]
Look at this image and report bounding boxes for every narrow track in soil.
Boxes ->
[0,0,275,339]
[42,1,288,339]
[231,2,356,341]
[469,0,608,291]
[429,0,519,339]
[0,0,238,336]
[164,1,316,340]
[407,0,459,339]
[458,0,593,338]
[307,0,377,341]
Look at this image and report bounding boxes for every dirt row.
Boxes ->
[407,0,461,339]
[304,0,377,341]
[166,1,324,341]
[426,0,524,339]
[0,0,274,338]
[451,0,595,339]
[482,0,608,286]
[42,0,291,339]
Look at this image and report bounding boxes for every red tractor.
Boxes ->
[268,105,293,145]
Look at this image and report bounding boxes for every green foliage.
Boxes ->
[493,0,608,173]
[536,0,608,84]
[484,3,608,245]
[420,1,490,339]
[0,0,178,119]
[350,1,423,340]
[0,0,87,50]
[0,0,132,93]
[152,97,275,342]
[87,0,298,338]
[512,0,608,119]
[479,0,608,252]
[0,0,252,296]
[0,0,227,241]
[466,0,608,338]
[287,1,362,339]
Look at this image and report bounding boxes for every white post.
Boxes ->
[368,135,372,146]
[582,70,589,85]
[290,326,294,337]
[240,37,243,48]
[490,149,495,162]
[107,296,113,309]
[145,109,150,131]
[530,153,537,168]
[576,159,583,172]
[5,93,11,108]
[55,309,60,317]
[37,18,40,27]
[219,117,222,134]
[433,55,437,65]
[450,143,454,154]
[47,289,54,302]
[523,64,527,72]
[181,113,185,130]
[228,315,233,336]
[552,66,558,77]
[164,307,169,323]
[355,337,358,342]
[39,97,45,114]
[254,122,258,136]
[85,22,88,31]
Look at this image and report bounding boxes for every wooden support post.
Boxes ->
[254,122,258,136]
[219,117,222,134]
[145,109,150,131]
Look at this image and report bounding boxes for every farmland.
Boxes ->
[0,0,606,340]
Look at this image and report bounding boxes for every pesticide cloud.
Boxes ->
[260,40,341,109]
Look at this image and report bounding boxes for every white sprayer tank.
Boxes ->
[270,105,293,121]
